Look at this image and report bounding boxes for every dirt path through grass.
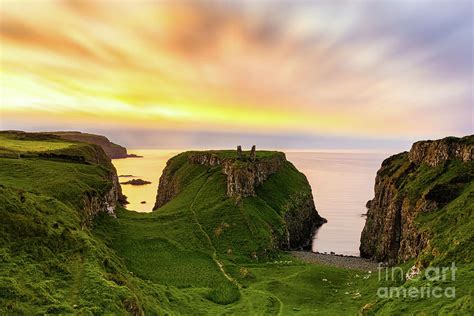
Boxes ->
[190,175,241,288]
[246,266,313,315]
[68,254,85,308]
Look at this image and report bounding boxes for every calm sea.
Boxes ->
[113,150,388,256]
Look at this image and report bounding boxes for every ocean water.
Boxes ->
[285,152,387,256]
[113,150,387,256]
[113,150,180,212]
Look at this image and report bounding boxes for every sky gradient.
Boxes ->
[1,0,472,150]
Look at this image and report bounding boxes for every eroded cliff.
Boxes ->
[153,149,326,251]
[360,135,473,265]
[155,151,287,208]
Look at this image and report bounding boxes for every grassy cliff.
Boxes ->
[49,131,130,159]
[0,135,373,314]
[153,150,325,253]
[359,135,473,314]
[1,132,472,314]
[0,132,160,314]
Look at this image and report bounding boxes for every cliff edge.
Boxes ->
[0,131,126,223]
[49,131,134,159]
[153,148,326,252]
[360,135,473,265]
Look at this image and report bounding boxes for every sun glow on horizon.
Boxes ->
[1,0,472,142]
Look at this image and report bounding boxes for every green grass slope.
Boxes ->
[0,132,175,314]
[0,136,377,314]
[157,151,322,259]
[1,132,472,314]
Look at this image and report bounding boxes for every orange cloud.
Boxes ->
[1,1,471,139]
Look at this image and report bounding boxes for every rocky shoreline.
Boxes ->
[291,251,379,271]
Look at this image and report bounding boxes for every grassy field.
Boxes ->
[0,132,73,153]
[95,206,380,315]
[1,132,472,314]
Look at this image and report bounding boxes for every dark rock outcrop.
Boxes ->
[249,145,256,162]
[360,135,473,265]
[237,145,243,159]
[409,136,473,167]
[189,152,223,166]
[153,156,185,209]
[222,154,285,198]
[187,151,286,198]
[121,179,151,185]
[82,170,122,226]
[79,143,126,226]
[282,192,327,250]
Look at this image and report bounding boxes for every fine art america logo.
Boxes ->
[377,263,456,299]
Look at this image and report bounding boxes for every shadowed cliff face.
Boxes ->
[153,150,326,250]
[360,135,473,265]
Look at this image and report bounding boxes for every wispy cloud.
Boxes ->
[1,0,472,146]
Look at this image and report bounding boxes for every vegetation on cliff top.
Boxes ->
[1,132,472,314]
[94,149,378,314]
[48,131,130,159]
[0,131,114,168]
[0,133,153,314]
[0,135,372,314]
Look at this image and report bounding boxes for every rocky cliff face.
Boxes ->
[82,171,121,226]
[80,145,125,226]
[189,152,286,198]
[281,191,326,249]
[51,131,130,159]
[360,135,473,265]
[409,136,473,167]
[155,152,286,208]
[153,156,184,210]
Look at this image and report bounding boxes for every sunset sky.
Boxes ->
[1,0,472,149]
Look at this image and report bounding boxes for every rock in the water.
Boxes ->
[121,179,152,186]
[126,154,143,158]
